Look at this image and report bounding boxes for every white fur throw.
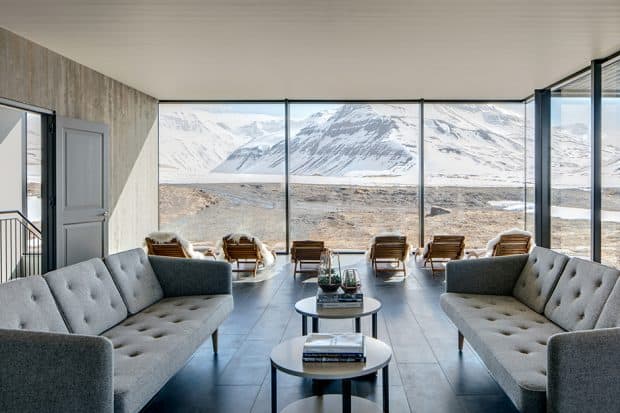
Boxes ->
[216,233,276,268]
[146,231,206,259]
[365,232,413,262]
[482,228,533,257]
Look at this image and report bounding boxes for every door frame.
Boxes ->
[0,97,56,272]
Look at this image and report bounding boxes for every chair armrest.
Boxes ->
[149,256,233,297]
[445,254,528,295]
[547,327,620,413]
[0,329,113,413]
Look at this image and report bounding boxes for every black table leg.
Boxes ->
[302,315,307,336]
[382,365,389,412]
[372,313,378,338]
[271,364,277,413]
[355,317,361,333]
[312,317,319,333]
[342,379,352,413]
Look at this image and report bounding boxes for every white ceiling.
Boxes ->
[1,0,620,100]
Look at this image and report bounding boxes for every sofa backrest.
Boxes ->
[105,248,163,314]
[0,276,68,333]
[512,246,569,313]
[45,258,128,335]
[595,277,620,328]
[544,257,620,331]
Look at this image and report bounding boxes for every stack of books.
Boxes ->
[316,288,363,308]
[302,333,366,363]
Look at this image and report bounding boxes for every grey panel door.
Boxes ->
[56,117,109,267]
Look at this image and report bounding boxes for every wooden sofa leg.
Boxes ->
[212,329,219,354]
[458,331,464,352]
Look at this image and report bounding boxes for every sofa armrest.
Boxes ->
[149,256,233,297]
[445,254,528,295]
[547,327,620,413]
[0,329,113,413]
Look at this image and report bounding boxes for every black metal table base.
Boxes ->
[301,313,379,338]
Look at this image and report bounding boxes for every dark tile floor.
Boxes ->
[143,256,519,413]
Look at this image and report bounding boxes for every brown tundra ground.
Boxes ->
[159,183,620,267]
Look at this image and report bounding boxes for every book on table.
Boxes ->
[302,333,366,362]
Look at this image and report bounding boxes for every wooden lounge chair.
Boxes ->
[291,240,327,278]
[492,233,531,256]
[222,235,273,277]
[423,235,465,273]
[369,235,410,277]
[466,232,532,258]
[145,237,190,258]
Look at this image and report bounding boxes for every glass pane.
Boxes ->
[26,112,42,230]
[158,103,286,250]
[602,58,620,267]
[550,73,591,258]
[289,103,419,250]
[525,100,535,236]
[424,103,526,250]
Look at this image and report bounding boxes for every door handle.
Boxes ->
[101,210,109,219]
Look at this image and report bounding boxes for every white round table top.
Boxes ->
[294,296,382,319]
[280,395,382,413]
[270,336,392,380]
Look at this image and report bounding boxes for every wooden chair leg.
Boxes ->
[403,260,407,278]
[212,329,219,353]
[458,331,464,352]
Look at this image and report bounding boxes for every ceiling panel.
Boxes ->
[1,0,619,100]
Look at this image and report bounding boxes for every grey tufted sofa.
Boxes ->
[0,248,233,413]
[440,246,620,413]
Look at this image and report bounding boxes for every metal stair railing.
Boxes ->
[0,210,42,283]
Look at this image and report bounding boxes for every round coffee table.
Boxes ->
[270,336,392,413]
[294,296,382,338]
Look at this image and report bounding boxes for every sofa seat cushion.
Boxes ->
[0,276,68,333]
[105,248,164,314]
[45,258,128,335]
[544,257,619,331]
[102,295,233,413]
[440,293,564,413]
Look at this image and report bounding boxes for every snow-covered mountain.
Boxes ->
[158,102,620,187]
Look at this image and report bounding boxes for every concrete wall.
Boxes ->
[0,27,158,253]
[0,106,25,212]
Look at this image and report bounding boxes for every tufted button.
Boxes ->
[503,312,512,316]
[129,351,141,358]
[138,327,148,332]
[556,299,561,306]
[19,322,26,329]
[519,325,529,330]
[518,349,529,355]
[521,281,526,287]
[487,318,496,322]
[84,316,89,324]
[114,343,123,349]
[540,369,547,376]
[173,319,183,323]
[537,340,547,346]
[500,331,512,336]
[91,293,97,300]
[95,272,102,279]
[124,322,134,326]
[189,306,199,311]
[571,271,577,278]
[596,280,603,288]
[153,333,165,339]
[158,314,168,318]
[67,283,73,291]
[31,294,37,301]
[579,313,585,320]
[575,291,581,298]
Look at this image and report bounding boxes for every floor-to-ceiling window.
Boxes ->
[158,103,286,250]
[288,103,420,250]
[550,73,591,258]
[601,58,620,267]
[26,112,42,229]
[524,99,535,236]
[423,103,526,249]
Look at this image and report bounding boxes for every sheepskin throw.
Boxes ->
[145,231,206,259]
